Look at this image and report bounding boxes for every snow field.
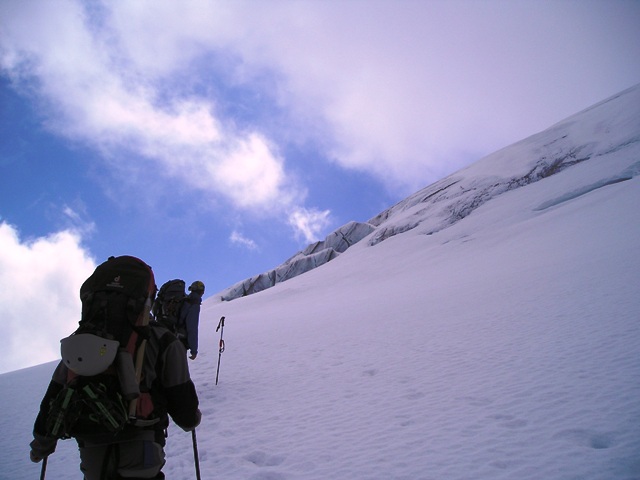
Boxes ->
[182,172,639,479]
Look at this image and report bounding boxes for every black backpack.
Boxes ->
[152,279,187,331]
[46,256,158,440]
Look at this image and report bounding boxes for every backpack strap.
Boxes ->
[128,295,152,418]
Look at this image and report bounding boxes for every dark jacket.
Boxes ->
[31,323,200,457]
[178,291,202,357]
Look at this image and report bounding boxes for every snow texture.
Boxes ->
[1,84,639,480]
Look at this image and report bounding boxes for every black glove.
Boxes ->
[30,435,57,463]
[181,408,202,432]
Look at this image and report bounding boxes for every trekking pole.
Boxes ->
[215,316,226,385]
[192,429,202,480]
[40,456,47,480]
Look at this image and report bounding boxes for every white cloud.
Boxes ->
[288,207,331,244]
[208,133,290,210]
[230,230,258,251]
[0,0,304,215]
[0,222,96,374]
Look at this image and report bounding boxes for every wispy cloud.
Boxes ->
[61,202,96,237]
[230,230,258,251]
[288,207,331,244]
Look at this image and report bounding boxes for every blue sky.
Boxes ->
[1,0,639,373]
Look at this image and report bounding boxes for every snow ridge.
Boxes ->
[218,83,640,301]
[219,221,375,300]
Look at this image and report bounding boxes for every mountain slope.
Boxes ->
[219,84,640,301]
[1,85,639,479]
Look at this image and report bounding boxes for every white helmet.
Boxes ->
[60,334,119,376]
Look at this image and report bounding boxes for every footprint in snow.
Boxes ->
[458,395,494,407]
[249,472,287,480]
[404,390,426,400]
[487,413,528,429]
[553,428,617,449]
[244,450,286,467]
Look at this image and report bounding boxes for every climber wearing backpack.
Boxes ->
[152,279,204,360]
[179,280,205,360]
[29,256,201,480]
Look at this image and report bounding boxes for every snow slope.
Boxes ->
[1,85,639,480]
[220,84,640,301]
